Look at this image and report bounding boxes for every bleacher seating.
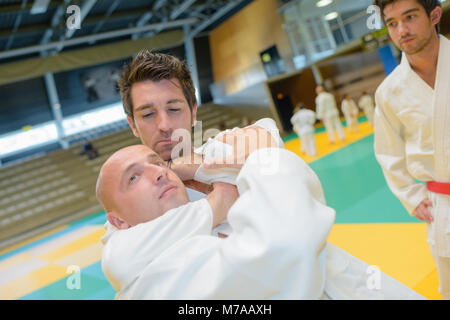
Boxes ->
[0,103,247,249]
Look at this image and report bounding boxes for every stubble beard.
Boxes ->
[399,29,434,55]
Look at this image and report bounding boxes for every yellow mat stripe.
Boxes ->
[285,122,374,163]
[0,227,106,300]
[0,264,67,300]
[37,228,105,263]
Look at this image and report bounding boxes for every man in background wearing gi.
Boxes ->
[358,91,375,126]
[373,0,449,299]
[290,102,317,156]
[315,85,345,145]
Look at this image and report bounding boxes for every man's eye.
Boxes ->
[143,112,155,118]
[129,175,138,183]
[388,22,397,28]
[169,108,180,113]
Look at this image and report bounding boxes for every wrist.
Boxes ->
[171,155,202,181]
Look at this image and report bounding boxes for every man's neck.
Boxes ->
[405,34,440,89]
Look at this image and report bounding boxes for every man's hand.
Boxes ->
[169,152,203,181]
[414,199,434,224]
[204,126,277,170]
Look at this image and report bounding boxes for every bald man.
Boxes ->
[96,145,237,231]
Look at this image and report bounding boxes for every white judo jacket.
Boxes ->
[341,99,359,118]
[290,109,316,135]
[374,35,450,216]
[316,92,339,120]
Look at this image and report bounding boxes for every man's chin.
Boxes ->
[155,146,173,161]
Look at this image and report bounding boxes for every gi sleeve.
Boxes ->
[373,93,428,215]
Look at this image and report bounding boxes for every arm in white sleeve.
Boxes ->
[374,95,428,215]
[129,148,335,299]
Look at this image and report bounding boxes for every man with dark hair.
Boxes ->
[373,0,449,299]
[118,50,198,162]
[374,0,441,32]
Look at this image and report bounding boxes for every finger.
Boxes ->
[416,207,433,224]
[415,210,425,221]
[423,207,434,223]
[415,207,428,221]
[424,199,433,207]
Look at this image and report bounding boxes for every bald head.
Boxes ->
[97,145,148,211]
[96,144,188,229]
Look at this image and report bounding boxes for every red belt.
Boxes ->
[426,181,450,195]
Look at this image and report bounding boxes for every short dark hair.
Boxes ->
[374,0,441,33]
[117,50,197,119]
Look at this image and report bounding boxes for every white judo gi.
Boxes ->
[101,119,424,300]
[341,98,359,133]
[316,91,345,143]
[290,109,317,156]
[358,94,375,126]
[374,35,450,299]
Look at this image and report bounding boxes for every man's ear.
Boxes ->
[127,115,140,138]
[430,6,442,26]
[191,103,198,127]
[107,212,131,230]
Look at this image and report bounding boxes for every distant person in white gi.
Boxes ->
[373,0,449,299]
[341,94,360,133]
[290,102,317,156]
[358,91,375,126]
[315,85,345,144]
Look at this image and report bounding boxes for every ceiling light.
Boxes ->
[317,0,333,7]
[325,11,339,20]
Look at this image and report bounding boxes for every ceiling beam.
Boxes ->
[170,0,198,20]
[0,17,197,60]
[131,0,169,40]
[4,0,29,50]
[39,0,71,45]
[189,0,247,37]
[91,0,121,34]
[0,7,173,40]
[0,0,62,14]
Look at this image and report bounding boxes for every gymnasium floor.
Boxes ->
[0,116,441,300]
